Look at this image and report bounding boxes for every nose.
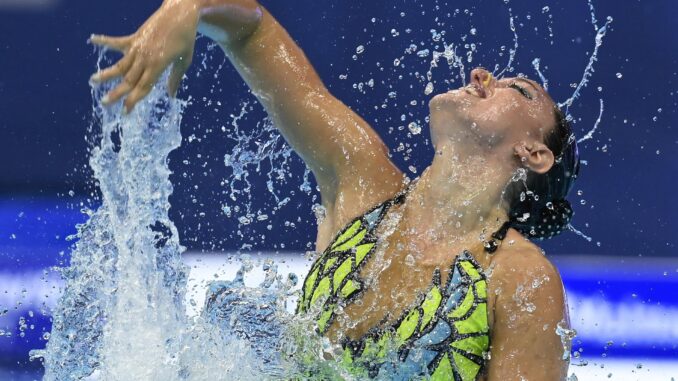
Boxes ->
[470,67,495,96]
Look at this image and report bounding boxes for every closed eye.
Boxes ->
[509,83,533,100]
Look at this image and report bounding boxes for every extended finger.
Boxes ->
[89,34,131,52]
[123,69,159,113]
[123,61,145,89]
[102,80,133,106]
[102,61,147,106]
[90,50,136,83]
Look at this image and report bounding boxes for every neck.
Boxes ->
[401,144,515,252]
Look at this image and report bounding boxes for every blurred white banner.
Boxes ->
[0,0,60,10]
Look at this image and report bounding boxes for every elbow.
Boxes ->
[198,2,263,45]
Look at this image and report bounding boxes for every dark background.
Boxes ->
[0,0,676,259]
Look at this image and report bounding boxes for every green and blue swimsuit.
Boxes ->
[297,188,490,380]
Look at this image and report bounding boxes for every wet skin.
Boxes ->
[91,1,570,379]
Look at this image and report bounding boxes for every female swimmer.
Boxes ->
[90,1,577,379]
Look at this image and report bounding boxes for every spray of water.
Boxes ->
[220,101,298,227]
[35,50,269,381]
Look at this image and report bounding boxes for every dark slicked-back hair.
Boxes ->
[504,106,580,239]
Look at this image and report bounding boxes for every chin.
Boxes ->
[429,90,471,128]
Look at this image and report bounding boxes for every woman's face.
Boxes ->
[429,67,557,159]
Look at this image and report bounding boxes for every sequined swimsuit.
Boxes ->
[297,186,490,381]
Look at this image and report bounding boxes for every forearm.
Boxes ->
[206,4,326,97]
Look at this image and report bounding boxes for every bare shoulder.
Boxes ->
[488,228,563,286]
[483,229,570,380]
[485,228,567,329]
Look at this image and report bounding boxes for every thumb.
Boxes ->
[167,56,191,97]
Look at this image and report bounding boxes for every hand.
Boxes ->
[89,0,200,114]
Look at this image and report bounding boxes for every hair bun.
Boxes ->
[526,199,574,239]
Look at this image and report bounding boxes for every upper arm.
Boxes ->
[207,6,403,209]
[486,249,570,381]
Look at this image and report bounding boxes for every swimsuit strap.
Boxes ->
[391,178,418,207]
[483,220,512,253]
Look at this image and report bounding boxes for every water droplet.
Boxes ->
[416,49,430,58]
[404,254,415,266]
[408,122,421,135]
[312,204,326,224]
[424,82,434,95]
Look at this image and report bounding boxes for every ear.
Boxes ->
[513,141,555,174]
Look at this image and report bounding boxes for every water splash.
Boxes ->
[494,13,518,78]
[220,101,297,226]
[424,41,466,95]
[566,223,593,242]
[37,50,269,381]
[558,10,613,113]
[577,98,605,144]
[556,320,578,361]
[531,58,549,91]
[180,40,312,248]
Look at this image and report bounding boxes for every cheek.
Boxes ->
[523,101,548,121]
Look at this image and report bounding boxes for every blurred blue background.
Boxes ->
[0,0,676,379]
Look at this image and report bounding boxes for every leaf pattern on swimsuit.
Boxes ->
[297,198,393,333]
[297,192,489,381]
[341,252,490,381]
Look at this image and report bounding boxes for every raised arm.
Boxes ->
[90,0,404,237]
